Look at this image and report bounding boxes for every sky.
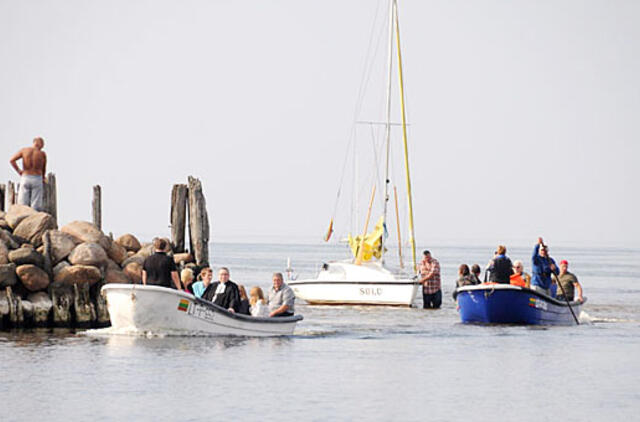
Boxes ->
[1,0,638,248]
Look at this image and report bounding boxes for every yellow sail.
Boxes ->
[348,216,386,262]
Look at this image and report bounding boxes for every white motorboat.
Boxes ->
[101,284,302,337]
[289,0,421,307]
[289,261,418,306]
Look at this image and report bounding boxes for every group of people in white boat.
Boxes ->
[140,238,295,318]
[420,237,585,309]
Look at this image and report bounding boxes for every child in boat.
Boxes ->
[249,286,269,317]
[237,285,251,315]
[181,268,194,293]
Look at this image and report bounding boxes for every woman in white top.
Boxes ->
[249,286,270,318]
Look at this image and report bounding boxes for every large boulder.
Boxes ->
[121,254,145,268]
[13,212,57,247]
[106,240,127,265]
[0,219,9,230]
[68,243,108,267]
[0,240,8,265]
[60,221,110,250]
[8,247,45,268]
[16,264,50,292]
[0,263,17,288]
[0,229,20,249]
[53,261,70,278]
[105,265,131,284]
[173,252,194,265]
[5,204,37,229]
[115,233,141,252]
[53,265,102,286]
[48,230,79,264]
[123,262,142,284]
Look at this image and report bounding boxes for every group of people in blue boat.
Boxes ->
[140,238,295,318]
[456,237,584,302]
[418,237,585,310]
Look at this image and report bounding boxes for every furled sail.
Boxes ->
[348,216,386,261]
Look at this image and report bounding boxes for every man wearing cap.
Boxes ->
[420,250,442,309]
[556,260,584,303]
[531,237,559,296]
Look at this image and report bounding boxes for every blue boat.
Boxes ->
[453,284,584,325]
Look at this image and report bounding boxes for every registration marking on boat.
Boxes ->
[187,302,216,323]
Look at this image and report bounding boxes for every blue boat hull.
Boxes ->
[454,285,583,326]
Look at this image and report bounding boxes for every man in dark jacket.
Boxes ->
[201,267,241,313]
[531,237,559,295]
[142,238,180,289]
[486,245,513,284]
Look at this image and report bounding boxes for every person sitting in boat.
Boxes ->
[531,237,559,296]
[191,267,212,298]
[420,250,442,309]
[556,260,584,303]
[142,238,181,289]
[201,267,241,313]
[249,286,269,317]
[470,264,482,284]
[237,285,251,315]
[181,268,195,293]
[486,245,513,284]
[456,264,475,287]
[510,261,531,288]
[268,272,295,317]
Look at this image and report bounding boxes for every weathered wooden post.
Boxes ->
[51,284,72,327]
[7,181,16,207]
[73,283,96,327]
[42,230,54,280]
[0,183,5,212]
[170,184,188,253]
[43,173,57,222]
[187,176,210,266]
[92,185,102,230]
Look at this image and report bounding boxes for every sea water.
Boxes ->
[1,243,638,421]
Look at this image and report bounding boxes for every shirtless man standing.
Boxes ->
[9,137,47,211]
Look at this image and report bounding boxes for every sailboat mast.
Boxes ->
[393,0,417,273]
[381,0,394,261]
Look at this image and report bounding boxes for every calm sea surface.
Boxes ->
[1,243,639,421]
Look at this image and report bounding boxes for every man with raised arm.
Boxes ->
[531,237,559,296]
[9,137,47,211]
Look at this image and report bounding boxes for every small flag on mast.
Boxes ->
[323,218,334,242]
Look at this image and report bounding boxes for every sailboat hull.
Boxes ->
[288,262,419,307]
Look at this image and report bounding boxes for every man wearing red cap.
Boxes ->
[556,260,584,303]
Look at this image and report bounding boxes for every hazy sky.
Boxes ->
[1,0,638,248]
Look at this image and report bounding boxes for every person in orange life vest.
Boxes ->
[510,260,531,288]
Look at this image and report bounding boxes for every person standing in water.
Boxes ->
[9,137,47,211]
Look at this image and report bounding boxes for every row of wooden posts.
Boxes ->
[1,174,210,265]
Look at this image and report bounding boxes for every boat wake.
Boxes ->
[579,311,635,324]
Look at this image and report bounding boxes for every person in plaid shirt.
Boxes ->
[420,250,442,309]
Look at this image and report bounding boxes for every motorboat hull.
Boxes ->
[454,284,584,326]
[101,284,302,337]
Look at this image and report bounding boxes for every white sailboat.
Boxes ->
[289,0,420,307]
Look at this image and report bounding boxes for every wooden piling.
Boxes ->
[170,184,188,253]
[42,230,54,280]
[187,176,210,266]
[7,181,16,207]
[51,284,72,327]
[43,173,57,222]
[73,283,95,327]
[92,185,102,230]
[0,183,5,212]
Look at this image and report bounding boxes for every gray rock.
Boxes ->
[54,264,102,286]
[0,219,9,230]
[0,240,8,265]
[68,243,108,267]
[5,204,37,229]
[53,261,70,278]
[106,240,127,265]
[0,229,20,249]
[0,263,17,288]
[12,212,57,247]
[123,262,142,284]
[60,221,110,250]
[49,230,80,264]
[115,233,141,252]
[16,264,50,292]
[8,247,45,268]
